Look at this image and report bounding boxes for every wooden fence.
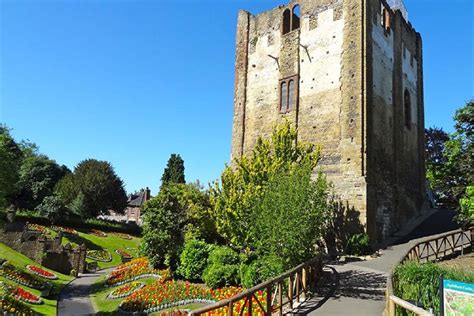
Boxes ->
[385,226,473,316]
[190,256,322,316]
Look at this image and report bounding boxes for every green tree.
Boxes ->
[252,162,328,269]
[56,159,127,219]
[0,126,21,208]
[37,195,69,224]
[161,154,185,186]
[425,101,474,208]
[425,127,454,205]
[140,183,216,268]
[140,184,187,268]
[15,153,70,210]
[211,121,321,249]
[458,186,474,225]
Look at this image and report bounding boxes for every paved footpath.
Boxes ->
[58,268,113,316]
[290,209,459,315]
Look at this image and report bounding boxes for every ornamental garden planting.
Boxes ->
[96,257,268,315]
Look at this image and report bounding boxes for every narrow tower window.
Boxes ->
[288,80,295,110]
[404,89,411,128]
[282,9,291,34]
[292,5,300,31]
[280,81,288,112]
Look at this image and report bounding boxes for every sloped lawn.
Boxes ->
[61,230,141,269]
[0,242,74,315]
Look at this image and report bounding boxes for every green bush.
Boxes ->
[394,261,474,313]
[202,246,240,288]
[177,239,211,281]
[345,233,371,255]
[239,254,286,288]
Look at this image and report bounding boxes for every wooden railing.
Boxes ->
[401,228,473,263]
[190,256,322,316]
[385,226,473,316]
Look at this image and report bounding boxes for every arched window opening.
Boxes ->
[288,80,295,110]
[280,81,288,112]
[292,5,300,31]
[404,89,411,128]
[282,9,291,35]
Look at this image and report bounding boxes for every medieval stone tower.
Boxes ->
[230,0,426,243]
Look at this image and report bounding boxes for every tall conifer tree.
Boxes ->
[161,154,186,187]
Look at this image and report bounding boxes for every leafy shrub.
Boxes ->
[394,261,474,313]
[202,246,240,288]
[240,254,286,288]
[345,233,371,255]
[457,186,474,225]
[141,183,218,269]
[177,239,211,281]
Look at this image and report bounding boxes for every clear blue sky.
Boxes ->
[1,0,472,194]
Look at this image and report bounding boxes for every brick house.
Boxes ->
[101,187,151,225]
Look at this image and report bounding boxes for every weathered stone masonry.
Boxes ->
[230,0,426,243]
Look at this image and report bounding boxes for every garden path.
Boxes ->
[57,267,114,316]
[289,209,460,315]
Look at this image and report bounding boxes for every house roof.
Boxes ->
[127,190,147,207]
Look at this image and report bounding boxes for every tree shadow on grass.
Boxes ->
[64,233,102,250]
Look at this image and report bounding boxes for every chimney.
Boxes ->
[145,187,151,201]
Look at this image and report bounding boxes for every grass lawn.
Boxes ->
[62,230,141,269]
[91,274,158,314]
[0,242,74,315]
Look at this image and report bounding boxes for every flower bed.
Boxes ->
[51,225,78,235]
[0,282,38,314]
[107,281,145,299]
[115,249,132,259]
[27,223,50,235]
[119,282,268,315]
[11,286,42,305]
[106,258,169,287]
[119,280,216,313]
[87,250,112,262]
[91,229,107,237]
[0,262,45,290]
[26,265,58,280]
[114,232,132,240]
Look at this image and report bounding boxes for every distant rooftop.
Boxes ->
[387,0,408,21]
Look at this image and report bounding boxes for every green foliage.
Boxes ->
[16,153,69,210]
[177,239,211,281]
[458,186,474,224]
[36,195,69,224]
[140,185,184,268]
[202,246,240,288]
[426,101,474,209]
[56,159,127,219]
[252,163,328,268]
[141,183,216,269]
[240,254,286,288]
[161,153,186,186]
[0,126,20,208]
[345,233,371,256]
[394,261,474,313]
[211,120,321,250]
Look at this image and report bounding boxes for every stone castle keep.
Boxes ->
[230,0,426,243]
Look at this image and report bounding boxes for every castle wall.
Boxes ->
[231,0,425,243]
[366,0,425,240]
[231,0,369,225]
